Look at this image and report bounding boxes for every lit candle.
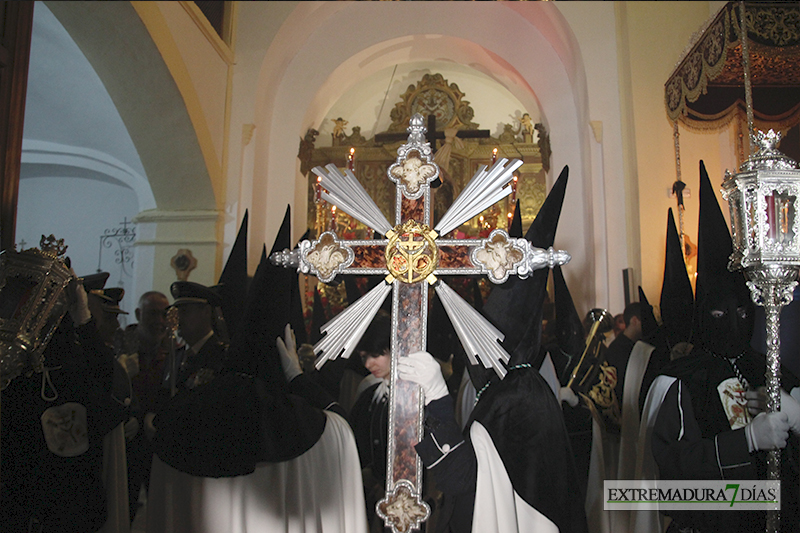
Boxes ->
[507,211,513,231]
[331,205,337,232]
[348,147,355,171]
[511,174,518,203]
[491,147,498,165]
[315,176,323,204]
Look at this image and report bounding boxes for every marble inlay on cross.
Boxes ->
[271,114,570,533]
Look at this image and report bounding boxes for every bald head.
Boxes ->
[135,291,169,344]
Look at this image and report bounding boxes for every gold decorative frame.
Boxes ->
[387,73,480,133]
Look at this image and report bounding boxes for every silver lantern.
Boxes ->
[722,129,800,529]
[0,235,73,390]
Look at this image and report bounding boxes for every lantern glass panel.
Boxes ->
[730,189,743,250]
[774,191,795,247]
[0,275,38,321]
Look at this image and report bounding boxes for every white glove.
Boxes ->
[144,412,157,441]
[560,386,579,407]
[780,388,800,434]
[67,270,91,326]
[397,351,448,405]
[746,387,766,416]
[745,411,790,452]
[277,323,302,382]
[124,417,140,440]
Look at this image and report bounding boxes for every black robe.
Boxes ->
[652,348,800,532]
[0,321,128,533]
[415,368,588,533]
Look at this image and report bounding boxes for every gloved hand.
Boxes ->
[560,386,579,407]
[124,417,140,440]
[746,386,766,416]
[144,412,157,441]
[397,351,448,405]
[277,323,302,382]
[67,269,91,326]
[745,411,790,452]
[780,388,800,434]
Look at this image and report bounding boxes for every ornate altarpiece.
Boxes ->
[301,73,551,241]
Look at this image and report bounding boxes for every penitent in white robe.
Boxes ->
[471,422,559,533]
[147,411,368,533]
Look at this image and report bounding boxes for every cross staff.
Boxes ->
[374,114,490,150]
[272,114,569,533]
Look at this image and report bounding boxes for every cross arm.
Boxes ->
[435,230,570,284]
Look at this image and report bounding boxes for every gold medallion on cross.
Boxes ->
[271,113,570,532]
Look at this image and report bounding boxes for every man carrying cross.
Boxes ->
[398,166,588,533]
[273,113,574,532]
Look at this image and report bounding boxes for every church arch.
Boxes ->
[44,1,216,212]
[251,2,597,309]
[43,1,221,298]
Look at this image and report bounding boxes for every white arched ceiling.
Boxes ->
[250,1,596,306]
[23,3,148,188]
[45,0,215,212]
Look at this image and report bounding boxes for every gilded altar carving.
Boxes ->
[302,73,549,239]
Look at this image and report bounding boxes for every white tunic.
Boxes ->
[147,411,368,533]
[471,421,559,533]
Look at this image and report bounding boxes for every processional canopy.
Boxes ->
[666,2,800,129]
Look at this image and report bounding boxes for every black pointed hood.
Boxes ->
[660,208,694,347]
[466,168,588,532]
[226,207,292,392]
[552,264,585,363]
[638,286,658,341]
[309,287,326,345]
[290,229,310,346]
[482,165,569,369]
[509,199,523,238]
[218,210,248,341]
[693,161,752,354]
[154,209,326,476]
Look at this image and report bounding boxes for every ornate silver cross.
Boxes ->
[272,113,569,532]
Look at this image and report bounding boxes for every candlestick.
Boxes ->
[348,147,355,171]
[491,147,498,164]
[315,176,323,204]
[723,129,800,533]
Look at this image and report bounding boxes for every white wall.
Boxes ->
[16,176,140,320]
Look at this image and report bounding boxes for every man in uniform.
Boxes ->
[166,281,228,391]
